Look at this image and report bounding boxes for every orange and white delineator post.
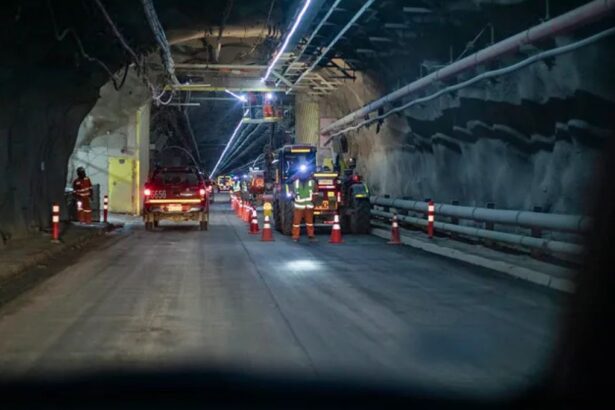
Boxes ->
[388,213,401,245]
[76,200,83,223]
[243,203,250,223]
[427,200,435,239]
[261,215,274,241]
[329,213,343,244]
[249,207,260,234]
[103,195,109,223]
[51,203,60,243]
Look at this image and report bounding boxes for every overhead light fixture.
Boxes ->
[265,92,274,101]
[262,0,312,83]
[225,89,247,102]
[210,110,249,178]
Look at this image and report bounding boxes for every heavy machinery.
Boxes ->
[272,145,371,235]
[143,166,209,231]
[216,175,232,192]
[247,168,266,204]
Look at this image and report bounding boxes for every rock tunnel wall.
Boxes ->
[321,36,615,215]
[0,0,151,241]
[0,78,100,241]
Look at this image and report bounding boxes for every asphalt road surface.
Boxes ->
[0,193,564,395]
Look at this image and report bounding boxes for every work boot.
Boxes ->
[308,236,318,242]
[292,237,300,243]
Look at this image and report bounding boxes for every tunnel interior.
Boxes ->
[0,0,614,402]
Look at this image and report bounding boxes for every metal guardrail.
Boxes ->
[370,196,590,256]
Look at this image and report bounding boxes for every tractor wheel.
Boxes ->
[350,199,371,234]
[340,211,351,234]
[282,201,294,236]
[273,201,282,233]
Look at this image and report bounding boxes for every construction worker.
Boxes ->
[289,163,317,242]
[72,166,93,223]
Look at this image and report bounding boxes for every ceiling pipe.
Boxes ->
[169,26,275,45]
[321,0,615,135]
[263,0,314,82]
[278,0,343,81]
[175,64,267,70]
[288,0,376,94]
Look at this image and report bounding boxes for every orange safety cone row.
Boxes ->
[249,207,260,234]
[237,200,243,218]
[244,203,252,223]
[261,215,274,241]
[388,214,402,245]
[329,214,343,244]
[242,202,249,222]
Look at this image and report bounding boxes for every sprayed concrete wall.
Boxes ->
[320,36,615,215]
[295,93,320,146]
[68,73,151,215]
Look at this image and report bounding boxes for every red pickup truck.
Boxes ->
[143,166,209,231]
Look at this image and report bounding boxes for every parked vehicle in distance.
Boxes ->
[216,175,232,192]
[143,166,209,231]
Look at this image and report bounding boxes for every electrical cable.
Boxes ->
[92,0,176,104]
[218,122,269,170]
[46,0,124,90]
[217,124,258,170]
[218,124,268,172]
[325,26,615,141]
[141,0,180,85]
[210,110,249,177]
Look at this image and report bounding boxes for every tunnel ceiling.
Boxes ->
[161,0,599,174]
[274,0,598,95]
[3,0,604,175]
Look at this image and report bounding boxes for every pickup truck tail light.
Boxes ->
[144,188,152,196]
[199,188,206,197]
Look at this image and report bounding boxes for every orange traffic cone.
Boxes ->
[249,207,260,234]
[261,215,274,241]
[329,214,343,244]
[243,203,250,223]
[236,200,242,218]
[388,214,402,245]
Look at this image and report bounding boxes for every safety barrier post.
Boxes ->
[103,195,109,223]
[249,207,260,234]
[77,200,83,223]
[51,203,60,243]
[388,213,401,245]
[427,200,435,239]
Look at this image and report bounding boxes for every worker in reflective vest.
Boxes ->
[72,166,93,223]
[289,170,317,242]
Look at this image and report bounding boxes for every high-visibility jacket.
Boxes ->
[291,179,315,209]
[73,177,92,198]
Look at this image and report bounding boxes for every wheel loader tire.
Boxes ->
[350,199,371,234]
[274,200,283,233]
[340,211,351,234]
[282,200,294,236]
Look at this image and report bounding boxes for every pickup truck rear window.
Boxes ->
[153,172,199,186]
